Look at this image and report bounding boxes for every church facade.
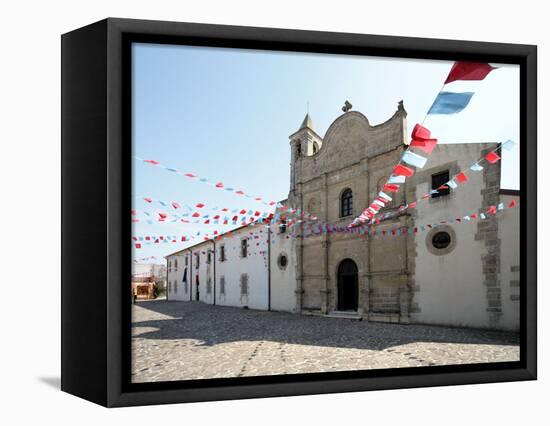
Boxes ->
[165,103,520,331]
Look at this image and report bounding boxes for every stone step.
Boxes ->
[326,311,363,320]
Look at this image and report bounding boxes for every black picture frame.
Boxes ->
[61,17,537,407]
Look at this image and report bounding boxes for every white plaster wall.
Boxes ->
[498,194,520,331]
[269,224,297,312]
[215,224,270,310]
[412,144,493,328]
[189,242,215,304]
[166,252,192,301]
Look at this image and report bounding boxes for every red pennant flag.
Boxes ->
[488,205,497,215]
[204,219,210,224]
[393,164,415,177]
[470,214,477,219]
[455,172,468,183]
[158,212,167,219]
[445,62,495,84]
[144,159,159,165]
[215,182,224,188]
[171,202,180,209]
[409,201,417,209]
[410,138,438,154]
[370,203,381,212]
[411,123,432,140]
[254,211,261,216]
[145,236,150,241]
[192,212,200,218]
[135,243,142,249]
[240,209,246,214]
[235,190,245,195]
[184,173,196,178]
[213,215,220,220]
[196,203,205,208]
[181,236,187,241]
[485,151,501,164]
[383,183,400,193]
[232,215,238,221]
[223,220,228,225]
[143,197,152,203]
[508,199,517,208]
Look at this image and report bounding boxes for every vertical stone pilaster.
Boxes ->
[475,146,502,328]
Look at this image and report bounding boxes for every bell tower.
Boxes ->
[288,113,323,193]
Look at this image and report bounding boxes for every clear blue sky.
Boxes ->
[132,42,520,262]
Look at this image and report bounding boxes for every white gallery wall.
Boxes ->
[1,1,546,425]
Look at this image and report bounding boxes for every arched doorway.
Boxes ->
[337,259,358,311]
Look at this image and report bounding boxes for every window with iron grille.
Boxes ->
[341,188,353,217]
[220,245,226,261]
[220,276,226,295]
[195,253,200,268]
[240,273,248,295]
[206,277,212,294]
[174,258,178,270]
[432,170,451,198]
[174,280,178,293]
[185,256,188,266]
[207,251,211,264]
[241,239,248,258]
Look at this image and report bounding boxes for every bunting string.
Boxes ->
[351,61,499,227]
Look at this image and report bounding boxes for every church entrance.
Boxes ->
[337,259,358,311]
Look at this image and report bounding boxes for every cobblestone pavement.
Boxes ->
[131,300,519,383]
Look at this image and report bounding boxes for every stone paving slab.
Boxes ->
[131,300,519,383]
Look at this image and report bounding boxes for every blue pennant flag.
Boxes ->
[428,91,475,115]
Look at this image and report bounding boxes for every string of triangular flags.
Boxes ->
[307,198,517,239]
[356,139,515,226]
[136,157,323,226]
[132,198,316,226]
[133,197,518,248]
[351,61,499,227]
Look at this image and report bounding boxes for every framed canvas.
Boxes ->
[61,18,537,407]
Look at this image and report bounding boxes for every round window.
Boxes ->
[278,254,288,270]
[432,231,451,249]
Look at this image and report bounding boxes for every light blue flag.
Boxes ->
[159,201,167,206]
[387,175,406,184]
[470,163,484,172]
[480,213,486,220]
[401,150,428,168]
[165,167,178,172]
[501,139,516,151]
[428,91,475,115]
[498,203,504,211]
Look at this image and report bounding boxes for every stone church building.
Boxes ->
[166,102,519,331]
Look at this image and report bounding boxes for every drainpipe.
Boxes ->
[212,241,216,306]
[189,250,193,302]
[166,258,169,301]
[267,227,271,311]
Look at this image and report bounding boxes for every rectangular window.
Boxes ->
[185,256,188,266]
[195,253,200,268]
[279,219,287,234]
[240,273,248,295]
[206,277,212,294]
[220,245,226,262]
[207,251,211,264]
[220,276,225,295]
[431,170,450,198]
[241,239,248,258]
